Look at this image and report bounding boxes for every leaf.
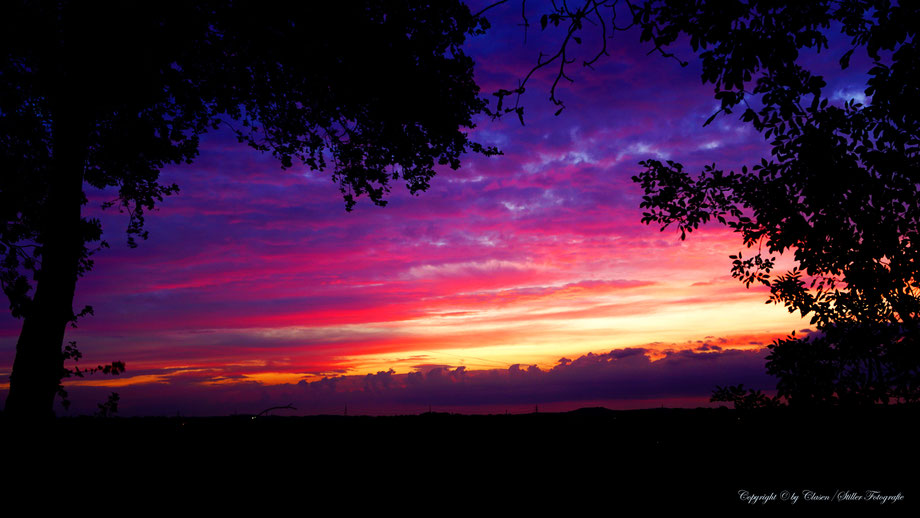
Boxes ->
[839,48,855,70]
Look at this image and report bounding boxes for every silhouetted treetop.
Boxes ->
[628,0,920,405]
[1,0,496,417]
[491,0,920,328]
[630,0,920,329]
[486,0,920,405]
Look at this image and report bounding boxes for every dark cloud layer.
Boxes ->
[27,345,776,416]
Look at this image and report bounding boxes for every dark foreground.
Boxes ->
[3,405,917,510]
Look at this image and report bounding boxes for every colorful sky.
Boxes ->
[0,3,870,415]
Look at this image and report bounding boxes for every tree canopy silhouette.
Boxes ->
[1,0,496,417]
[631,0,920,406]
[490,0,920,406]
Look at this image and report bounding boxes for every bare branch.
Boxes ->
[256,403,297,417]
[491,0,657,122]
[473,0,510,19]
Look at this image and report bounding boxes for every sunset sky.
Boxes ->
[0,3,869,415]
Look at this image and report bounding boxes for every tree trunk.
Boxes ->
[4,105,86,418]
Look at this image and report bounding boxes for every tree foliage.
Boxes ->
[488,0,920,406]
[710,383,778,411]
[629,0,920,406]
[1,0,496,416]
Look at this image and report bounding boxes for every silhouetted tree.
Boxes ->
[630,0,920,406]
[1,1,496,417]
[710,384,778,411]
[487,0,920,405]
[95,392,119,418]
